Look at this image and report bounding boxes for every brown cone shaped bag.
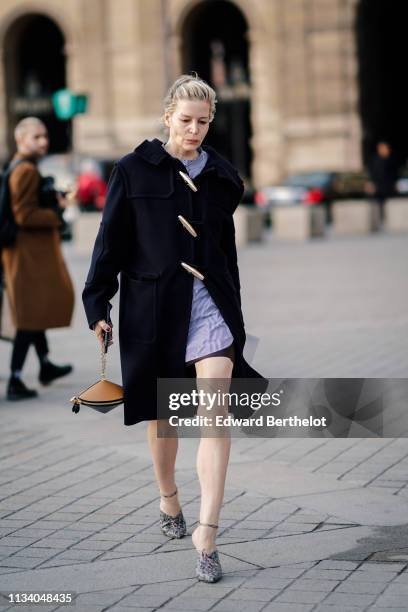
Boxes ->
[71,379,124,414]
[70,315,123,414]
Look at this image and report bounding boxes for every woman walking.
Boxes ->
[82,73,266,583]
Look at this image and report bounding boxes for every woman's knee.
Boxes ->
[195,356,234,379]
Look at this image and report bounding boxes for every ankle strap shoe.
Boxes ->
[195,522,222,583]
[159,487,187,539]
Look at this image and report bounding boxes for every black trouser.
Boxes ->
[375,195,386,222]
[10,330,49,373]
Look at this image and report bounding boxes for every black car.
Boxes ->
[255,170,368,223]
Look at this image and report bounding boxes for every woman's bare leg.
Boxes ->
[192,353,234,553]
[147,420,181,516]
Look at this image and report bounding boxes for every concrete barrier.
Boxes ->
[385,198,408,233]
[332,200,380,235]
[271,205,325,240]
[74,211,102,256]
[233,205,265,248]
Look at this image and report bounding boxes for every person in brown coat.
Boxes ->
[1,117,74,400]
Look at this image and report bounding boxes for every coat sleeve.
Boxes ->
[9,163,61,228]
[221,174,245,308]
[82,163,130,330]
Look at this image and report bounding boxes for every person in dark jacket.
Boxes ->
[367,142,399,222]
[82,74,267,583]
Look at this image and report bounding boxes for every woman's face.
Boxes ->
[164,99,211,153]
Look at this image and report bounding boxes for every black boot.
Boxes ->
[7,377,38,401]
[39,361,73,386]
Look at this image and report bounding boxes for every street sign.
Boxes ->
[52,89,88,120]
[75,94,88,114]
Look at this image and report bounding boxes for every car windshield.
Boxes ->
[285,172,332,188]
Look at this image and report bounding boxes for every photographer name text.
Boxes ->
[168,415,327,428]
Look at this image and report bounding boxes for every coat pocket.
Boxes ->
[120,270,160,343]
[126,172,175,199]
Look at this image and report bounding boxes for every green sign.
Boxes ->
[75,94,88,114]
[52,89,88,120]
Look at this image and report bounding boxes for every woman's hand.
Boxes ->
[365,180,375,195]
[57,184,77,208]
[94,320,113,348]
[56,192,69,208]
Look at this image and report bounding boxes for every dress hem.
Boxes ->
[185,340,235,367]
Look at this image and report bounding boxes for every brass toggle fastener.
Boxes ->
[179,171,198,192]
[180,261,205,280]
[178,215,197,237]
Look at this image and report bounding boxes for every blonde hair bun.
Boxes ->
[161,73,217,128]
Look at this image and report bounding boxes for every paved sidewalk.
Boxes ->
[0,228,408,611]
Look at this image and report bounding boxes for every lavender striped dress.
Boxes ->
[171,146,234,364]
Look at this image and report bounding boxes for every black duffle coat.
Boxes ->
[82,138,267,425]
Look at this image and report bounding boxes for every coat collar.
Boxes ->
[134,138,243,193]
[12,152,38,165]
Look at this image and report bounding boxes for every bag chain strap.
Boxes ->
[101,343,107,380]
[71,332,108,413]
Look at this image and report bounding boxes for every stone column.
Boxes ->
[73,0,117,155]
[75,0,167,157]
[343,0,362,170]
[248,16,285,187]
[279,0,362,174]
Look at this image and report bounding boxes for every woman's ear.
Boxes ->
[164,112,171,128]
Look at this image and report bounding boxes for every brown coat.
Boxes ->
[1,154,74,331]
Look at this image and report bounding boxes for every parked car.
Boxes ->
[255,170,368,223]
[396,169,408,196]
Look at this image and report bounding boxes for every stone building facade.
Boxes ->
[0,0,364,186]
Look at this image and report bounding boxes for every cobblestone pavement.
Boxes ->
[0,228,408,611]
